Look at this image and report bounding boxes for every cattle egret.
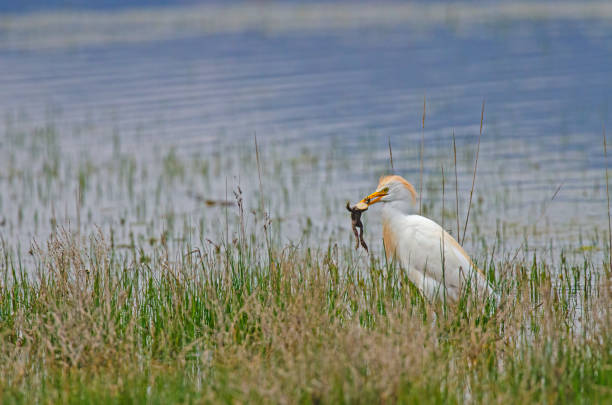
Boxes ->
[359,175,495,302]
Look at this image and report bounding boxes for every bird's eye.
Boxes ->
[382,187,389,193]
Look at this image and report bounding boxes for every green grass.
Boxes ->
[0,226,610,404]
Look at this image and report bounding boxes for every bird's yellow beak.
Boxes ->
[359,189,388,207]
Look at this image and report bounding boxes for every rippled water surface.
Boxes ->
[1,1,612,262]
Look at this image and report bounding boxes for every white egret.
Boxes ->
[358,175,495,302]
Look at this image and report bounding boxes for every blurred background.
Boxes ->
[1,1,611,260]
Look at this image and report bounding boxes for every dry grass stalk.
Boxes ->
[420,95,426,215]
[461,100,485,245]
[388,136,394,173]
[452,130,460,239]
[604,125,612,272]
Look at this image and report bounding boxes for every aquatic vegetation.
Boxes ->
[0,216,610,403]
[0,124,610,403]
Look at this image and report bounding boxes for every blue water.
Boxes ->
[2,15,609,157]
[0,0,199,13]
[1,1,612,254]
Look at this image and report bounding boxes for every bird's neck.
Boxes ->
[382,200,413,220]
[381,201,412,260]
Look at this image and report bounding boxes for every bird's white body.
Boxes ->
[382,206,492,301]
[359,175,494,302]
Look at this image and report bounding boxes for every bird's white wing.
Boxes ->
[384,215,492,300]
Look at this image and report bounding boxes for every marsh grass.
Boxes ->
[1,122,611,403]
[0,218,610,403]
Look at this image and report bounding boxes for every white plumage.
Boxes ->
[359,175,494,302]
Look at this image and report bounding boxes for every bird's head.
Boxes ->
[358,175,417,209]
